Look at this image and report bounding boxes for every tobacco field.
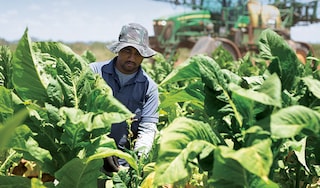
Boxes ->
[0,28,320,188]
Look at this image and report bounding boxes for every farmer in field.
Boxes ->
[89,23,159,173]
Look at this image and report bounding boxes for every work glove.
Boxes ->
[103,156,119,173]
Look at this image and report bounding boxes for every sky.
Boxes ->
[1,0,320,43]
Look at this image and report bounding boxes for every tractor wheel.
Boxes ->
[189,36,241,60]
[287,40,313,64]
[295,42,319,69]
[295,42,314,64]
[216,37,242,60]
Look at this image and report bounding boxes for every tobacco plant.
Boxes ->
[1,28,320,188]
[146,29,320,187]
[0,28,137,188]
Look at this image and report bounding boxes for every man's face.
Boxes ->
[116,46,144,74]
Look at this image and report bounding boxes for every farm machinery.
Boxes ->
[149,0,320,62]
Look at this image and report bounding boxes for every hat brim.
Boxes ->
[107,41,157,58]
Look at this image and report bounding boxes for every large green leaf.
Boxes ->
[0,176,31,188]
[197,55,243,126]
[81,74,132,117]
[162,54,230,93]
[55,158,102,188]
[33,41,88,74]
[47,77,64,107]
[153,117,221,186]
[0,176,48,188]
[259,29,300,91]
[58,109,91,151]
[259,105,320,138]
[54,58,76,107]
[8,125,53,172]
[0,86,15,122]
[58,106,131,133]
[12,29,50,103]
[0,109,28,151]
[230,73,282,107]
[302,76,320,99]
[84,134,118,157]
[159,81,204,109]
[155,140,215,186]
[32,41,90,108]
[230,74,282,127]
[211,139,273,187]
[87,148,138,171]
[24,102,67,173]
[210,147,247,187]
[159,57,201,86]
[12,29,92,108]
[160,55,242,125]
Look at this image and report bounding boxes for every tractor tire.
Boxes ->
[190,36,241,60]
[287,40,313,64]
[295,41,313,65]
[216,37,242,60]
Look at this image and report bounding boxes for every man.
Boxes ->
[89,23,159,172]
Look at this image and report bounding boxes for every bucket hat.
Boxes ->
[107,23,157,57]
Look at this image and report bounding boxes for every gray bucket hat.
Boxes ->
[107,23,157,58]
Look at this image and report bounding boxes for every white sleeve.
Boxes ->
[134,122,158,156]
[89,61,109,76]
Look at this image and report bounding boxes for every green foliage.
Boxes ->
[259,29,303,91]
[154,29,320,187]
[154,117,221,185]
[141,53,174,85]
[0,46,12,88]
[54,158,102,188]
[0,28,134,187]
[1,28,320,188]
[0,176,34,188]
[81,50,96,63]
[238,53,269,77]
[211,45,239,73]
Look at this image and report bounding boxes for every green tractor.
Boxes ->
[149,0,320,63]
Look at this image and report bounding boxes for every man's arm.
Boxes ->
[134,122,158,156]
[134,81,159,156]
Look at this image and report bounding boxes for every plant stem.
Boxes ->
[295,162,301,188]
[0,150,16,175]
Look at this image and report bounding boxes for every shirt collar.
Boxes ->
[103,56,147,83]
